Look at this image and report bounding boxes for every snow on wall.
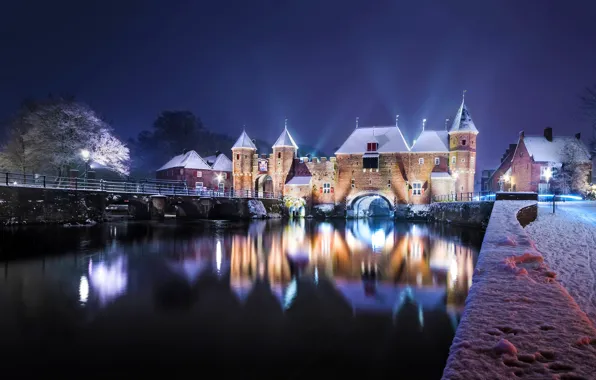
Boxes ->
[442,201,596,379]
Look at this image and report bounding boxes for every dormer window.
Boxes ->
[366,142,378,152]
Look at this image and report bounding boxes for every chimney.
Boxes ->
[544,127,553,142]
[215,150,221,156]
[575,132,581,140]
[519,131,525,139]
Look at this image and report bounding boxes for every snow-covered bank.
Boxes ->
[526,202,596,325]
[442,201,596,379]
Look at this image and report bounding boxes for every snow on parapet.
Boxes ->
[442,201,596,379]
[335,126,410,154]
[450,100,478,133]
[232,130,257,150]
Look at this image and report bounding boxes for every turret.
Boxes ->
[448,91,479,194]
[272,119,298,195]
[231,129,257,194]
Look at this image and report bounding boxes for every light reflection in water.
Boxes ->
[225,219,479,314]
[88,256,128,306]
[79,276,89,304]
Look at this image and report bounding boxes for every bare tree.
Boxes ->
[580,85,596,154]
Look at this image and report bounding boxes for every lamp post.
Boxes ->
[81,149,90,187]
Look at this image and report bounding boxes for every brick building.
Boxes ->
[156,150,233,192]
[232,97,478,216]
[488,127,592,194]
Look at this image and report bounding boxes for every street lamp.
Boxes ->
[81,149,91,184]
[216,174,223,194]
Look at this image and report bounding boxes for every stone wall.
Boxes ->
[306,157,336,205]
[427,201,494,229]
[209,198,283,220]
[0,187,105,225]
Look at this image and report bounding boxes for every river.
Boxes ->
[0,218,483,378]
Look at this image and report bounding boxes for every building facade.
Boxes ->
[232,98,478,215]
[156,150,233,192]
[501,128,591,194]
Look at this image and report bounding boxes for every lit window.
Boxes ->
[196,182,203,190]
[351,179,355,188]
[419,158,424,165]
[179,169,184,175]
[451,156,456,164]
[434,157,440,166]
[323,183,331,193]
[197,171,202,178]
[412,182,422,196]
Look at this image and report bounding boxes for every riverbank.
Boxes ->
[442,201,596,379]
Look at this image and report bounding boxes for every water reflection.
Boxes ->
[0,219,482,377]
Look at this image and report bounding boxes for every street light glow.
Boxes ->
[216,174,223,182]
[81,149,90,160]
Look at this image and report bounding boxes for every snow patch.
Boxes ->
[247,200,267,219]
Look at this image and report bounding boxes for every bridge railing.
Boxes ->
[0,172,281,199]
[433,192,496,203]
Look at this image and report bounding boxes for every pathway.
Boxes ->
[526,201,596,324]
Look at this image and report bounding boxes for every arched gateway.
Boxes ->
[347,193,394,218]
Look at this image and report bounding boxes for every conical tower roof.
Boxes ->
[450,98,478,133]
[272,127,298,149]
[232,130,257,150]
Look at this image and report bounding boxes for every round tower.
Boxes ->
[449,93,479,194]
[231,130,257,195]
[271,121,298,196]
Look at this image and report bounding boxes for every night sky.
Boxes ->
[2,0,596,171]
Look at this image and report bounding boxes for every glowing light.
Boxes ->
[81,149,90,160]
[216,240,222,271]
[544,167,552,182]
[503,174,510,182]
[418,305,424,328]
[216,174,223,182]
[79,276,89,304]
[88,256,127,306]
[314,267,319,285]
[371,229,385,252]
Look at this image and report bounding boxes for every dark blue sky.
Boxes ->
[1,0,595,170]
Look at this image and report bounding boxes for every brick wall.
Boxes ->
[510,139,538,192]
[232,148,255,193]
[306,157,336,205]
[449,131,477,194]
[156,167,232,191]
[271,147,296,195]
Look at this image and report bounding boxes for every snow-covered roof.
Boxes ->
[232,130,257,150]
[211,153,233,172]
[335,126,410,154]
[157,150,211,171]
[285,176,311,186]
[523,136,591,163]
[273,128,298,149]
[410,130,449,152]
[431,172,453,179]
[450,101,478,133]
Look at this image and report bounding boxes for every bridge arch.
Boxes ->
[347,192,394,218]
[255,175,273,197]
